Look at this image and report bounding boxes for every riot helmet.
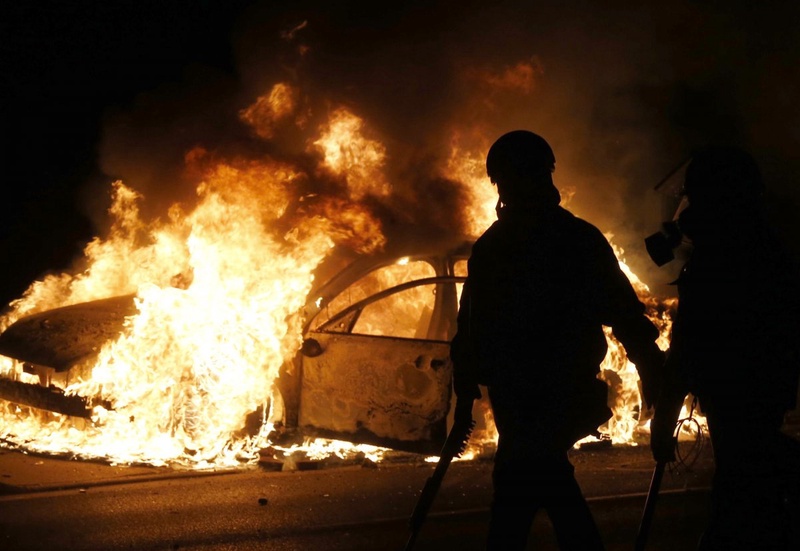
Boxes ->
[682,145,763,210]
[486,130,560,208]
[645,145,765,265]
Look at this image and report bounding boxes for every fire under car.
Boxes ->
[0,240,479,456]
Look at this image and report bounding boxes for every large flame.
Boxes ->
[0,97,387,468]
[313,108,391,200]
[0,80,684,468]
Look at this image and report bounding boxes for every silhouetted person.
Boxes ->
[451,130,665,550]
[650,145,800,550]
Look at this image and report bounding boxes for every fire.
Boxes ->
[0,168,337,466]
[317,259,436,338]
[0,98,387,468]
[0,80,686,468]
[239,83,299,140]
[313,108,391,200]
[447,142,497,236]
[593,242,676,445]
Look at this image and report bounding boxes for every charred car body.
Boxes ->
[0,241,475,456]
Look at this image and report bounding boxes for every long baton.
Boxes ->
[634,460,666,551]
[404,398,474,551]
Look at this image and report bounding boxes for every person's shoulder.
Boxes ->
[476,217,507,240]
[557,208,608,241]
[470,221,502,253]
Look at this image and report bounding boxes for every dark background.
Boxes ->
[3,0,800,308]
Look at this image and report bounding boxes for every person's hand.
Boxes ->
[453,376,481,401]
[650,415,677,463]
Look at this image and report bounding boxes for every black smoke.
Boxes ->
[3,0,800,305]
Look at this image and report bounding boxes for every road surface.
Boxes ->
[0,442,715,550]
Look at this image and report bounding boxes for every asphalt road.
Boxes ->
[0,443,715,550]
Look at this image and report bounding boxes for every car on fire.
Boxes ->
[0,240,477,456]
[270,239,475,455]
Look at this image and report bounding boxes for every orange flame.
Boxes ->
[312,107,390,199]
[0,83,684,467]
[239,83,299,140]
[0,99,391,467]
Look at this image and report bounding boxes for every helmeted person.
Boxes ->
[650,145,800,550]
[451,130,665,550]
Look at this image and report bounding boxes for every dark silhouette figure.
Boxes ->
[451,130,665,550]
[651,145,800,550]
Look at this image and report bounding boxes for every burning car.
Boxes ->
[0,229,674,467]
[0,90,675,468]
[0,237,477,461]
[260,239,474,455]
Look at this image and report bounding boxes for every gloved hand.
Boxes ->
[453,372,481,401]
[650,414,678,463]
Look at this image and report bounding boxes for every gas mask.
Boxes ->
[645,220,683,267]
[645,198,693,267]
[645,147,764,267]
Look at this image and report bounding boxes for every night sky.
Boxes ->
[3,1,800,307]
[2,1,250,307]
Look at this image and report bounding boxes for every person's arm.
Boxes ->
[650,325,689,463]
[592,234,665,407]
[610,314,665,409]
[450,273,481,401]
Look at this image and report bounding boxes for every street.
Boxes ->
[3,3,800,550]
[0,443,714,550]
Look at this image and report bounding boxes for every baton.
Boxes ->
[404,398,475,551]
[634,460,666,551]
